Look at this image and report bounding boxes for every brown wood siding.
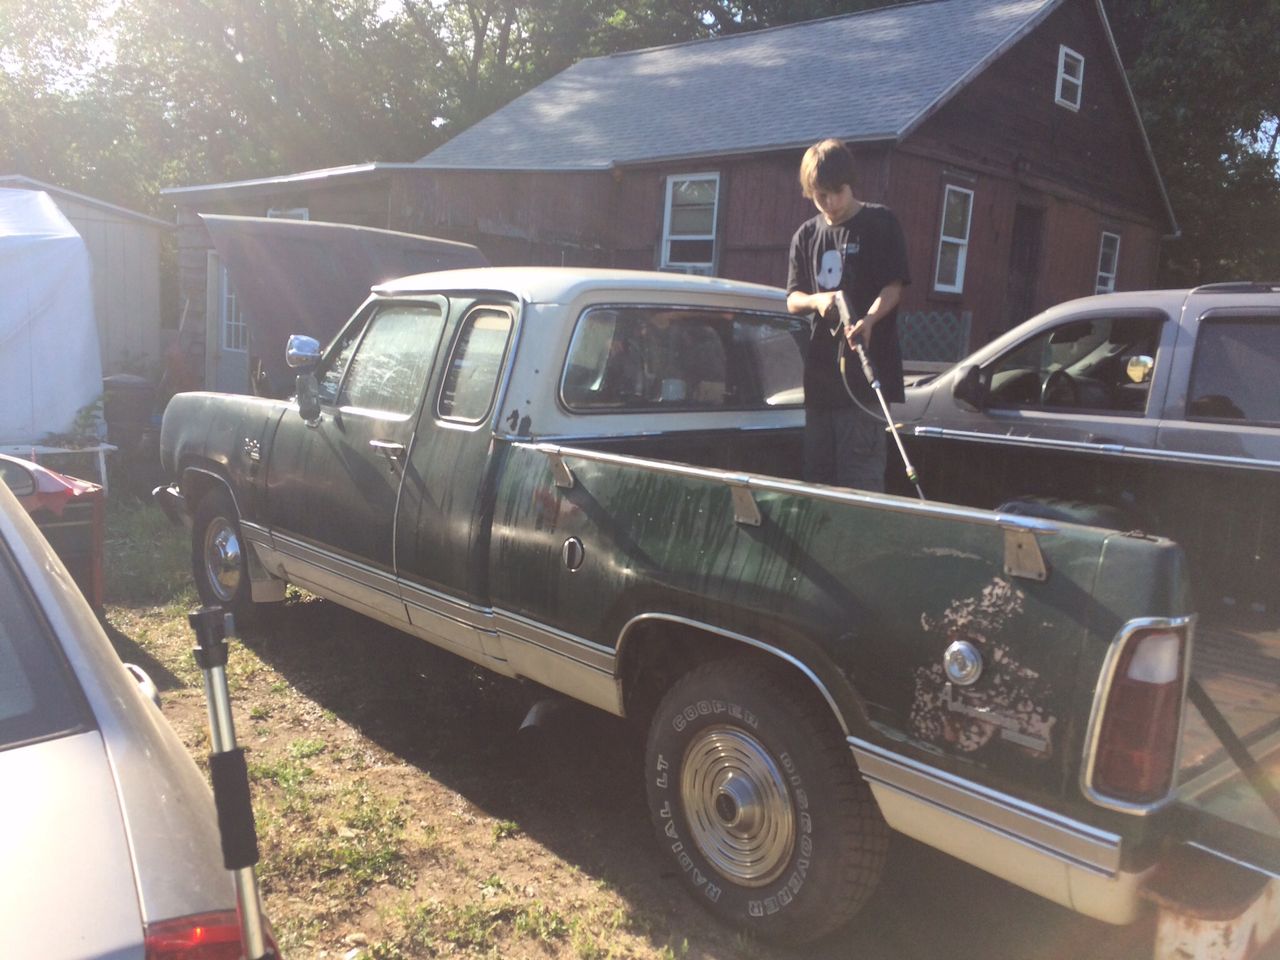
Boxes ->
[888,148,1164,349]
[908,0,1167,229]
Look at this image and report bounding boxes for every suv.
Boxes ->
[897,282,1280,614]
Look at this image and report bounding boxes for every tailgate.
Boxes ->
[1173,614,1280,877]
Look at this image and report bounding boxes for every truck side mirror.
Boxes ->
[296,372,321,422]
[952,363,989,412]
[286,334,322,369]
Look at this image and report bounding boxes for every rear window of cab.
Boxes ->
[561,306,807,412]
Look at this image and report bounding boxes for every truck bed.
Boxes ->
[1182,612,1280,776]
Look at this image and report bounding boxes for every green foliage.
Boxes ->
[2,0,1276,282]
[104,498,195,606]
[41,398,103,449]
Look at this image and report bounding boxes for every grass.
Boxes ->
[104,497,195,606]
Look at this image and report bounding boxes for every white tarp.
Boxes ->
[0,189,102,444]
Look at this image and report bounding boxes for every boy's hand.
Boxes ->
[845,315,875,348]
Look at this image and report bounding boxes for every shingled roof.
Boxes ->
[418,0,1062,170]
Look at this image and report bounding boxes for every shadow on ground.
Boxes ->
[232,598,1159,960]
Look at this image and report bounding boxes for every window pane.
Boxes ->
[317,322,365,405]
[942,190,971,240]
[1100,235,1119,274]
[0,546,88,749]
[1189,318,1280,423]
[935,242,961,288]
[988,315,1162,411]
[668,239,714,264]
[669,206,714,236]
[672,179,716,206]
[340,304,445,415]
[562,306,807,411]
[438,309,513,422]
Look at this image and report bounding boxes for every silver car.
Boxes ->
[0,481,278,959]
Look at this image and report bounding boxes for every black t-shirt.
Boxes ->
[787,203,911,407]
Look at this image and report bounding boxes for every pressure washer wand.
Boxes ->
[189,607,272,960]
[835,292,926,501]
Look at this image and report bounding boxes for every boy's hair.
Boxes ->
[799,138,857,198]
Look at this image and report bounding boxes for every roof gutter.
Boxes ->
[161,162,421,203]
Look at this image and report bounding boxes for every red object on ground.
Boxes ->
[0,453,106,609]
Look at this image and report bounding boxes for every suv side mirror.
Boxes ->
[952,363,989,412]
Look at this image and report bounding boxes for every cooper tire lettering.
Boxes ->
[644,658,888,943]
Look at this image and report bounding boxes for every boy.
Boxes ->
[786,138,910,490]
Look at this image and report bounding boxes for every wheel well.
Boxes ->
[180,466,233,518]
[618,617,851,739]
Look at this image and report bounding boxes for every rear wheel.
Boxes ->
[645,659,887,943]
[191,487,256,623]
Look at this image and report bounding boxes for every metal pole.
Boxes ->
[834,291,926,501]
[189,607,270,960]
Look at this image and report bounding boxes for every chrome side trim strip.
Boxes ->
[850,737,1123,876]
[270,532,400,600]
[494,608,616,673]
[616,613,850,735]
[913,425,1280,473]
[1080,614,1196,815]
[514,441,1061,537]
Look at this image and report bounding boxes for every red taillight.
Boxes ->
[145,910,280,960]
[1092,628,1186,804]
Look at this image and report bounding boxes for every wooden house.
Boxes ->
[1,176,170,376]
[165,0,1175,371]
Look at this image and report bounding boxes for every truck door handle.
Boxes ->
[369,439,406,469]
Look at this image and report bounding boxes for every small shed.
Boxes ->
[0,190,102,445]
[0,176,169,376]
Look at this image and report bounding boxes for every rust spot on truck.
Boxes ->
[909,577,1057,758]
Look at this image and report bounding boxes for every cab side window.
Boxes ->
[1189,317,1280,423]
[338,304,446,417]
[437,308,514,423]
[986,315,1162,413]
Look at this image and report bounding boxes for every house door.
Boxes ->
[205,253,250,393]
[1003,203,1044,333]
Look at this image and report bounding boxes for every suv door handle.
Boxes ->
[369,439,406,468]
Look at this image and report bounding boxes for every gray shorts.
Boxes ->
[803,404,887,491]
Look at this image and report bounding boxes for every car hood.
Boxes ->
[0,731,143,960]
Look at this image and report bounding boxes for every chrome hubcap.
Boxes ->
[203,517,242,602]
[681,725,795,886]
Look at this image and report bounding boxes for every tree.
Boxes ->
[1103,0,1280,283]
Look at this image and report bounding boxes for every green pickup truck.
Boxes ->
[155,267,1272,945]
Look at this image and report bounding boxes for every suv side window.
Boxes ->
[437,307,514,423]
[986,314,1162,413]
[1189,316,1280,423]
[338,304,446,416]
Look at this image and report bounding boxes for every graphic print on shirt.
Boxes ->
[818,248,843,290]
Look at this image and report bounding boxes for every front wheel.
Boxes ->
[645,659,887,943]
[191,487,257,623]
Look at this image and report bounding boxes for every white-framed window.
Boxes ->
[267,206,309,220]
[1056,45,1084,110]
[1096,231,1121,293]
[219,265,247,352]
[933,185,974,294]
[661,173,719,273]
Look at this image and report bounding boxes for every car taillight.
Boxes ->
[145,910,280,959]
[1091,627,1187,804]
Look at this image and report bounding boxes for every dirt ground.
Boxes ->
[100,505,1182,960]
[103,590,1182,960]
